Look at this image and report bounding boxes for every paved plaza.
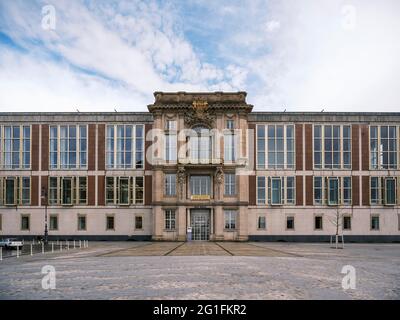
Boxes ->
[0,242,399,299]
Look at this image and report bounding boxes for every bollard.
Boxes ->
[67,240,70,250]
[60,243,62,252]
[79,240,82,248]
[30,244,33,256]
[73,240,76,249]
[42,242,44,254]
[17,246,20,258]
[52,243,54,253]
[0,247,2,261]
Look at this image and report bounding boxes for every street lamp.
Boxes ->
[41,187,48,245]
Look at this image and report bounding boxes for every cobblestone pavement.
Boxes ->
[0,242,399,300]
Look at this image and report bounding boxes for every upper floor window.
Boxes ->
[257,124,294,169]
[165,132,177,162]
[50,125,87,169]
[0,176,30,206]
[189,126,212,163]
[370,126,398,169]
[190,175,211,196]
[257,176,295,205]
[165,120,177,131]
[224,173,236,196]
[105,176,144,205]
[370,176,397,205]
[1,125,30,169]
[226,119,234,129]
[48,176,87,205]
[106,125,144,169]
[314,125,351,169]
[224,130,237,162]
[164,173,176,196]
[313,176,352,205]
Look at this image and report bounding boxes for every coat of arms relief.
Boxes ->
[184,99,215,127]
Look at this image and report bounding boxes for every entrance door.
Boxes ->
[191,210,210,241]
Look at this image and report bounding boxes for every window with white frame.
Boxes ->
[105,176,144,205]
[370,176,397,205]
[224,210,236,229]
[190,175,211,196]
[257,216,266,229]
[224,173,236,196]
[165,210,176,230]
[48,176,87,205]
[256,124,294,169]
[189,126,212,163]
[224,130,236,162]
[106,124,144,169]
[0,176,30,206]
[165,173,176,196]
[49,215,58,230]
[165,132,177,161]
[313,125,351,169]
[226,119,234,129]
[371,215,380,230]
[256,176,295,205]
[50,125,87,169]
[370,126,398,169]
[1,125,31,169]
[313,176,352,205]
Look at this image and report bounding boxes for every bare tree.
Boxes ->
[328,207,345,249]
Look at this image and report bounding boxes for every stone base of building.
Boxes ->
[249,235,400,243]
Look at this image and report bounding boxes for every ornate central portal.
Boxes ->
[191,209,210,241]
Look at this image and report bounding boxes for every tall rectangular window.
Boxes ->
[2,177,30,205]
[50,215,58,230]
[135,177,144,204]
[370,177,380,204]
[106,124,144,169]
[286,176,295,204]
[165,210,176,230]
[224,173,236,196]
[257,124,294,169]
[78,215,86,231]
[257,176,266,204]
[270,177,282,205]
[48,177,86,205]
[343,216,351,230]
[119,177,129,205]
[328,177,339,205]
[50,125,87,169]
[224,131,236,162]
[385,178,396,205]
[226,119,234,129]
[314,177,323,204]
[165,133,177,161]
[135,216,143,229]
[314,216,323,230]
[5,177,15,205]
[62,177,73,205]
[165,173,176,196]
[106,215,115,230]
[371,215,380,230]
[105,176,144,205]
[286,216,294,230]
[343,177,352,205]
[21,215,30,230]
[2,125,30,169]
[314,125,352,169]
[224,210,236,229]
[190,175,211,196]
[370,126,398,169]
[258,216,266,229]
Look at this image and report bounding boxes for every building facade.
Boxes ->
[0,92,399,242]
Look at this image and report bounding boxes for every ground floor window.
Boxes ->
[135,216,143,230]
[371,215,380,230]
[224,210,237,230]
[21,215,30,230]
[286,216,294,230]
[165,210,176,230]
[48,176,87,205]
[0,176,30,206]
[343,216,351,230]
[106,215,115,230]
[78,215,86,231]
[257,216,266,229]
[49,215,58,230]
[314,216,323,230]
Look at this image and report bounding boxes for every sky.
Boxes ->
[0,0,399,112]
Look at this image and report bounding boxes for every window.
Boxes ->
[385,178,396,205]
[165,133,177,161]
[257,176,295,205]
[165,210,176,230]
[1,177,30,206]
[256,124,294,169]
[258,216,266,229]
[328,177,339,205]
[166,120,177,131]
[106,124,144,169]
[48,177,87,205]
[78,215,86,231]
[314,216,323,230]
[189,126,212,163]
[224,210,236,229]
[49,215,58,231]
[190,175,211,196]
[21,215,30,230]
[105,176,144,205]
[343,177,352,205]
[106,216,115,230]
[2,125,31,169]
[286,216,294,230]
[370,126,397,169]
[224,173,236,196]
[50,125,87,169]
[165,173,176,196]
[370,177,397,205]
[371,215,380,230]
[343,216,351,230]
[314,177,323,205]
[224,131,236,162]
[135,216,143,230]
[314,125,351,169]
[226,119,234,129]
